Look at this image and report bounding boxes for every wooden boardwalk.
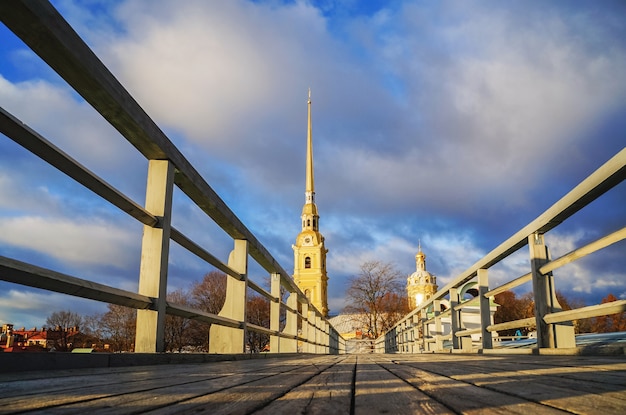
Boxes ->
[1,353,626,414]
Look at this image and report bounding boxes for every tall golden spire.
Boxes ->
[293,88,328,317]
[305,88,315,204]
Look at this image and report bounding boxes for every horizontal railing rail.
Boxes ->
[376,147,625,353]
[0,0,343,355]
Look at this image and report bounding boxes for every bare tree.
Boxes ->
[187,271,228,350]
[191,271,227,314]
[378,292,411,334]
[99,304,136,352]
[246,294,270,353]
[344,261,406,339]
[45,310,83,351]
[164,288,194,352]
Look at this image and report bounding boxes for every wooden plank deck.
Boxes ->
[1,353,625,414]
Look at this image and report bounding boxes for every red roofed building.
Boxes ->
[1,323,83,352]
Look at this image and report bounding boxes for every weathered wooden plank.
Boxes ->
[451,356,626,387]
[0,255,153,310]
[0,361,252,413]
[355,355,454,414]
[1,354,626,415]
[544,300,626,324]
[254,355,355,414]
[25,367,274,414]
[376,356,568,414]
[539,226,626,275]
[0,357,333,414]
[141,356,342,415]
[387,354,626,414]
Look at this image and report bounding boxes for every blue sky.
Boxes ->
[1,0,625,328]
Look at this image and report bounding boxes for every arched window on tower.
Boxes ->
[307,219,311,227]
[313,218,317,229]
[305,256,311,268]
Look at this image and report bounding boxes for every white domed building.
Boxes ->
[406,244,438,309]
[406,244,499,345]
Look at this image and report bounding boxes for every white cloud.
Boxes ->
[0,288,106,329]
[0,216,138,268]
[0,173,60,214]
[331,1,626,211]
[103,0,335,149]
[0,74,146,193]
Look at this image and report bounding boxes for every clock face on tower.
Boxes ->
[303,236,312,246]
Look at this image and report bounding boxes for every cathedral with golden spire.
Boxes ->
[292,90,329,317]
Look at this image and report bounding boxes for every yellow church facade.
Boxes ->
[292,90,329,317]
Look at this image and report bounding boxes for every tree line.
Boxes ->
[45,271,272,353]
[494,291,626,336]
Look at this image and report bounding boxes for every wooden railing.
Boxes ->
[376,147,626,353]
[0,0,343,355]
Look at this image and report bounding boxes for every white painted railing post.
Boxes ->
[135,159,174,353]
[478,269,493,349]
[301,301,309,352]
[433,299,442,351]
[209,239,248,353]
[312,314,318,354]
[529,233,575,348]
[412,314,420,353]
[312,309,320,352]
[307,307,316,353]
[269,272,280,353]
[450,288,461,350]
[420,315,428,352]
[281,291,298,352]
[323,321,330,354]
[404,321,411,353]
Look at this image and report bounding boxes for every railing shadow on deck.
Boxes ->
[377,147,626,354]
[0,0,344,360]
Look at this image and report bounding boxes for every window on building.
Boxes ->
[305,256,311,268]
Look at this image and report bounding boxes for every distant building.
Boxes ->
[406,243,438,309]
[1,323,95,352]
[404,245,499,346]
[328,314,369,340]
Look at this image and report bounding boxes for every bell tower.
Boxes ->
[292,90,329,317]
